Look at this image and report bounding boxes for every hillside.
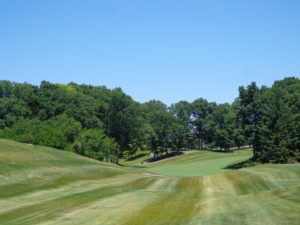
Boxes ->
[0,139,299,225]
[143,149,253,177]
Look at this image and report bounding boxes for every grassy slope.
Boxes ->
[144,149,253,177]
[0,139,299,225]
[119,154,150,166]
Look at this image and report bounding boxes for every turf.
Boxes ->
[144,149,253,177]
[118,153,149,167]
[0,139,299,225]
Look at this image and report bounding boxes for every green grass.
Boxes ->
[118,153,150,167]
[144,149,253,177]
[0,139,299,225]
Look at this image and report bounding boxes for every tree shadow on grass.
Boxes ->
[145,151,184,163]
[224,158,257,170]
[119,151,184,168]
[126,153,147,161]
[123,165,147,168]
[209,149,234,153]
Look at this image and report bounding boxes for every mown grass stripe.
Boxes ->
[0,177,156,225]
[123,177,203,225]
[0,170,124,199]
[0,174,144,214]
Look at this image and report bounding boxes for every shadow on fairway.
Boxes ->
[224,158,256,170]
[145,152,184,163]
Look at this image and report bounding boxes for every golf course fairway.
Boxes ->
[0,139,299,225]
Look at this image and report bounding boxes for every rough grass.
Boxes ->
[0,139,299,225]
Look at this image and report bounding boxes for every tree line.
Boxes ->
[0,77,299,163]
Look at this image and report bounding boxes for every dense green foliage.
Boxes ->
[239,78,300,162]
[0,77,299,163]
[74,129,119,163]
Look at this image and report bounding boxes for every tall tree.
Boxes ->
[238,82,267,158]
[170,101,192,149]
[210,104,235,151]
[191,98,216,149]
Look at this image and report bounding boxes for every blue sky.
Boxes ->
[0,0,299,105]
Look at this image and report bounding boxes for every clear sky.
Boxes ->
[0,0,299,105]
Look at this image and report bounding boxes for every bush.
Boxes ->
[74,129,119,163]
